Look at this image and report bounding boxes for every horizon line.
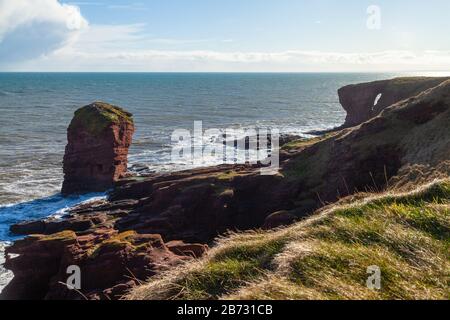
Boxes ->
[1,70,450,74]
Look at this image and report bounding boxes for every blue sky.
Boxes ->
[0,0,449,71]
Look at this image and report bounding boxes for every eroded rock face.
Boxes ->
[1,229,204,300]
[62,102,135,195]
[338,77,449,128]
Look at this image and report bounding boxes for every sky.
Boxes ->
[0,0,449,72]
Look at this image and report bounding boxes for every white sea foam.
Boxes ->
[0,241,12,294]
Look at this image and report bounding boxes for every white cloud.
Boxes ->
[58,23,214,53]
[107,3,147,11]
[0,0,88,63]
[1,1,449,72]
[20,47,450,72]
[67,1,103,6]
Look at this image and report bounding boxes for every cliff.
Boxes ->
[2,78,449,300]
[338,76,449,128]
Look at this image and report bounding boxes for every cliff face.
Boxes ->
[284,79,450,208]
[338,77,449,128]
[61,102,135,195]
[2,228,207,300]
[2,78,450,300]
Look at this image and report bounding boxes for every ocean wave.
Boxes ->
[0,241,13,294]
[128,122,338,174]
[0,193,106,242]
[0,194,106,295]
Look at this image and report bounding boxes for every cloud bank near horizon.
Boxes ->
[1,0,449,72]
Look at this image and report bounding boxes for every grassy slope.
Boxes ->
[128,179,450,300]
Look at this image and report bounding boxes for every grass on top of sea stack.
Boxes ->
[69,102,134,136]
[127,179,450,300]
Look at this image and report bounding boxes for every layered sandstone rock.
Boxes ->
[3,197,210,300]
[338,77,449,128]
[62,102,135,195]
[1,228,203,300]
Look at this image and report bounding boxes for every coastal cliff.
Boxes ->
[2,77,449,300]
[338,76,449,128]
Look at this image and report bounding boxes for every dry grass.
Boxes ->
[127,179,450,300]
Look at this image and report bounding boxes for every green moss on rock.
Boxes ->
[69,102,134,136]
[281,133,336,152]
[37,230,77,242]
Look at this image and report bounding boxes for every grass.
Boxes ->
[282,141,332,183]
[87,230,155,259]
[36,230,77,242]
[281,135,328,151]
[217,171,239,181]
[127,179,450,300]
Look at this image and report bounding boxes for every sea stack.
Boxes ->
[61,102,135,195]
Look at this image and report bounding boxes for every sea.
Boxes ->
[0,71,432,292]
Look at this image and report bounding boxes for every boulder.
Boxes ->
[61,102,135,195]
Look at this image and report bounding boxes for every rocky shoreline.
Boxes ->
[1,77,449,300]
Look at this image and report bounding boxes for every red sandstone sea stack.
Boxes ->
[61,102,135,195]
